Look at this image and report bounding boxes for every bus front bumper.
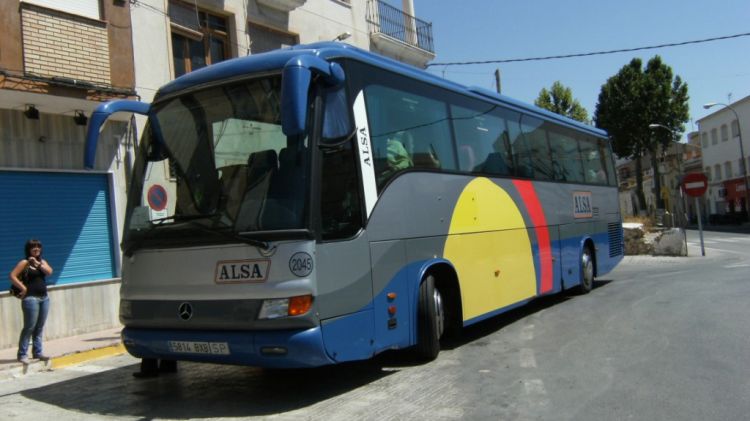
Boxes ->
[121,326,335,368]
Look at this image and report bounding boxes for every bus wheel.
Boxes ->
[416,274,444,361]
[577,246,595,294]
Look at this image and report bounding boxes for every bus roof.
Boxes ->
[156,42,608,139]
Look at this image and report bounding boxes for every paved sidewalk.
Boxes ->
[0,327,125,380]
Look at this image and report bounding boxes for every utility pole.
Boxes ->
[494,69,501,94]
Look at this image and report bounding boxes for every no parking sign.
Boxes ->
[147,184,168,219]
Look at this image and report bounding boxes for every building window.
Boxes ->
[711,128,718,145]
[725,161,733,179]
[721,124,729,142]
[701,132,708,148]
[248,23,298,55]
[705,167,711,181]
[714,164,721,181]
[169,0,229,78]
[732,120,740,138]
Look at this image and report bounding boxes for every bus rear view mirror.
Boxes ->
[84,100,151,169]
[281,56,345,136]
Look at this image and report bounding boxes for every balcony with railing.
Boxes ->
[256,0,306,12]
[366,0,435,68]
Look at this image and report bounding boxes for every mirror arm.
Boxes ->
[85,100,150,169]
[281,55,345,136]
[284,56,345,87]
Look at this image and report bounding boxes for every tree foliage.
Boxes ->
[535,81,589,123]
[594,56,689,211]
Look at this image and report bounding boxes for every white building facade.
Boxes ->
[696,94,750,222]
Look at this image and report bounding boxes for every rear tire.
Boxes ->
[416,274,444,361]
[577,246,595,294]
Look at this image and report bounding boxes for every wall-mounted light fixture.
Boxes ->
[74,110,88,126]
[333,32,351,42]
[24,104,39,120]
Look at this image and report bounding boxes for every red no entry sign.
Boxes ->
[682,172,708,197]
[147,184,168,211]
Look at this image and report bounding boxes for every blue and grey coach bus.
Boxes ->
[85,42,623,370]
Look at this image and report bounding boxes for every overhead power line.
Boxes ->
[428,31,750,67]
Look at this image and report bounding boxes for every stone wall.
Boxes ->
[624,224,687,256]
[1,280,121,350]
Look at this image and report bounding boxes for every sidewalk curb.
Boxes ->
[1,343,126,380]
[51,343,126,369]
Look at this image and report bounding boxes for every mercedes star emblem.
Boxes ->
[178,302,193,321]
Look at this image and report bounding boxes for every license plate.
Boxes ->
[168,341,230,355]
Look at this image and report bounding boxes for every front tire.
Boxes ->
[416,274,444,361]
[577,246,595,294]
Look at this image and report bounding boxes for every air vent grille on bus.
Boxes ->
[608,223,624,257]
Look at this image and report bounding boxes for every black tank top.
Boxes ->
[23,263,47,297]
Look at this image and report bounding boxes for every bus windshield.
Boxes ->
[124,74,310,251]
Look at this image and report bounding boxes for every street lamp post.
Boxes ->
[703,102,750,223]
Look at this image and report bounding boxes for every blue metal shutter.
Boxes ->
[0,171,116,289]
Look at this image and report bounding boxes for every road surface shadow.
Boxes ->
[20,358,392,418]
[20,280,613,418]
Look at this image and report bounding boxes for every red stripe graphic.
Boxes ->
[512,180,553,294]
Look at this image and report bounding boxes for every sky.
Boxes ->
[414,0,750,140]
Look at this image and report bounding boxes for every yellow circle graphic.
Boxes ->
[443,178,537,321]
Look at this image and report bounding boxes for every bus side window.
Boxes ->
[374,133,413,187]
[548,128,584,183]
[521,115,553,180]
[599,138,616,186]
[451,103,513,176]
[457,145,476,171]
[580,136,606,184]
[320,141,363,240]
[365,83,455,188]
[410,129,441,169]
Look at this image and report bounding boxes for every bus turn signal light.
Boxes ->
[288,294,313,316]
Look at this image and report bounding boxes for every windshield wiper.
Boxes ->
[238,229,314,241]
[123,213,220,256]
[189,222,270,250]
[124,218,312,256]
[148,214,217,225]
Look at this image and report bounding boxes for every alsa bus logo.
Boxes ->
[214,259,270,284]
[358,126,371,167]
[573,191,593,219]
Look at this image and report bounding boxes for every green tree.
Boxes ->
[535,81,589,123]
[594,56,689,212]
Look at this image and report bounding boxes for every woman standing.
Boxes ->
[9,239,53,364]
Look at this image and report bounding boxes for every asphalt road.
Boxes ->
[1,229,749,420]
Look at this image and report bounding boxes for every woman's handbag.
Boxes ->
[9,267,28,298]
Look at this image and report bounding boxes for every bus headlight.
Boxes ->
[258,294,313,319]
